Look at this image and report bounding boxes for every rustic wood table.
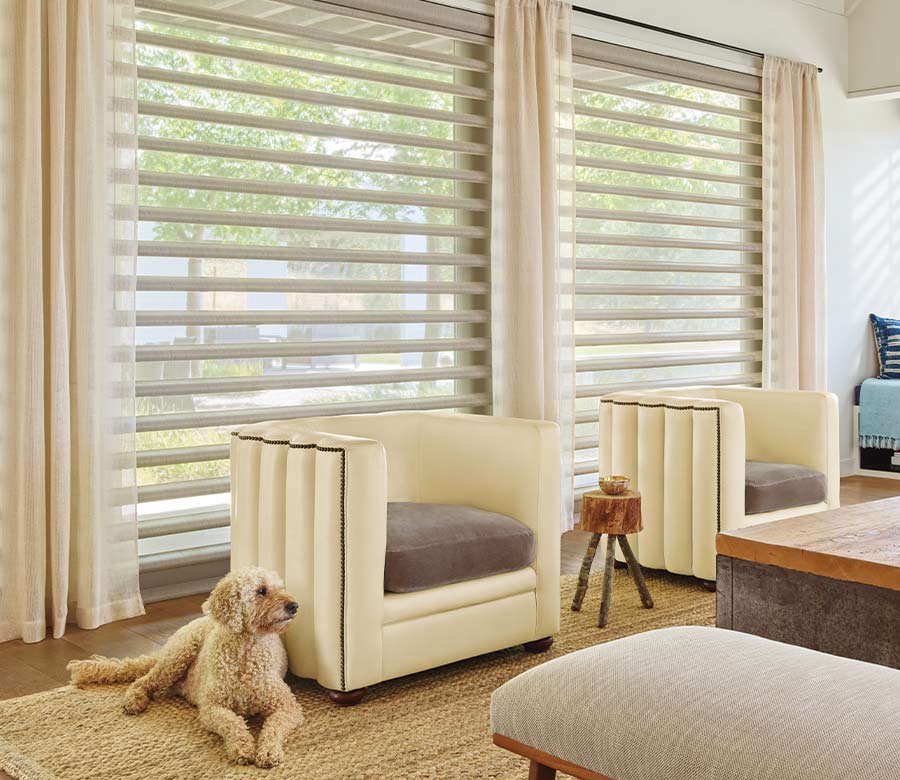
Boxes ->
[572,489,654,627]
[716,496,900,668]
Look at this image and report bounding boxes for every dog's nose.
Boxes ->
[285,601,299,615]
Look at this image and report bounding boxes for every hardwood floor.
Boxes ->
[0,475,897,732]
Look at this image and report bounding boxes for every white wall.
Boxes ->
[577,0,900,473]
[447,0,900,471]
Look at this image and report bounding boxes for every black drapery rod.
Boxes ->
[572,5,824,73]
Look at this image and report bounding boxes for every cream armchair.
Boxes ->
[230,411,560,703]
[598,387,840,582]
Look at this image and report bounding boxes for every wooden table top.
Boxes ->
[716,496,900,592]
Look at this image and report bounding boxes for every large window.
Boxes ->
[133,0,492,598]
[569,40,763,497]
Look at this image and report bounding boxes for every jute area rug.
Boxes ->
[0,570,714,780]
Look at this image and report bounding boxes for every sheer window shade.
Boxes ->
[569,37,764,500]
[131,0,492,599]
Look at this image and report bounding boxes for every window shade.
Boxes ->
[570,36,763,501]
[132,0,492,599]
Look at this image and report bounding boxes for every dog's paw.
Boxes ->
[123,685,150,715]
[255,743,284,769]
[226,738,256,766]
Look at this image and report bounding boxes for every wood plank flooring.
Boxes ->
[0,475,896,779]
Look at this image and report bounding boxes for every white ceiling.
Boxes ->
[796,0,868,14]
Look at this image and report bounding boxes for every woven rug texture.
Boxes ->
[0,570,714,780]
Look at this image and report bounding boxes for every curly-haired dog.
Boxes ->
[67,566,303,768]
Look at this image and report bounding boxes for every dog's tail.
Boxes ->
[67,654,158,686]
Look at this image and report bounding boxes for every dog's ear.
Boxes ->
[202,575,244,633]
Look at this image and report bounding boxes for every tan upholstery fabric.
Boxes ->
[744,461,827,514]
[598,386,840,580]
[492,626,900,780]
[762,57,826,391]
[384,502,534,593]
[230,411,561,691]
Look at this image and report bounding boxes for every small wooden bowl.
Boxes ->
[599,475,630,495]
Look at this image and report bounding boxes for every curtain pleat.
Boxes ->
[491,0,575,530]
[762,56,827,391]
[0,0,143,644]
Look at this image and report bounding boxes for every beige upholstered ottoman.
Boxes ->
[491,627,900,779]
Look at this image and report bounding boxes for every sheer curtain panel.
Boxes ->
[0,0,143,643]
[491,0,575,530]
[762,56,826,391]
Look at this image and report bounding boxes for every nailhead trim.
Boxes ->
[231,431,349,691]
[599,400,722,532]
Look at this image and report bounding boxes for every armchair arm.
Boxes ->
[231,421,387,692]
[715,387,840,507]
[598,392,745,580]
[417,413,561,639]
[311,433,387,693]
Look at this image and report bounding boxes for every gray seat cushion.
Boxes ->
[745,460,827,514]
[491,626,900,780]
[384,502,534,593]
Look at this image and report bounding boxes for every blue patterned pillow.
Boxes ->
[870,313,900,379]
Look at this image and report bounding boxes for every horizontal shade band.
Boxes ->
[137,444,229,468]
[134,29,490,100]
[136,101,489,155]
[575,129,761,165]
[574,374,762,403]
[137,364,490,397]
[575,181,761,209]
[136,309,489,327]
[574,234,763,252]
[574,207,761,231]
[575,330,762,347]
[571,37,761,97]
[576,259,762,274]
[135,241,486,267]
[138,507,230,539]
[135,204,489,238]
[139,543,231,573]
[574,103,761,143]
[138,476,230,503]
[136,336,489,362]
[576,350,762,372]
[135,65,489,128]
[135,0,490,72]
[136,171,488,211]
[573,79,761,121]
[134,276,488,295]
[576,155,760,187]
[137,392,491,432]
[575,283,762,296]
[136,136,488,183]
[575,308,762,321]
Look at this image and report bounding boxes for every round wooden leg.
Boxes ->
[326,688,367,706]
[700,579,717,593]
[523,637,554,654]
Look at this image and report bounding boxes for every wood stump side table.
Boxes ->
[571,489,654,627]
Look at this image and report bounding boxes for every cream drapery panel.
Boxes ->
[762,56,826,391]
[491,0,575,530]
[0,0,143,643]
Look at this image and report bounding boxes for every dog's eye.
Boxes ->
[256,586,268,597]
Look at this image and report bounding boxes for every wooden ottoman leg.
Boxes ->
[617,534,653,609]
[571,532,602,612]
[529,760,556,780]
[598,535,616,628]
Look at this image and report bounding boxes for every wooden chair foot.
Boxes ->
[700,579,717,593]
[523,637,554,654]
[325,687,367,706]
[529,759,557,779]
